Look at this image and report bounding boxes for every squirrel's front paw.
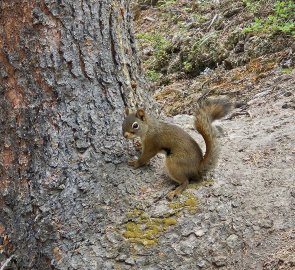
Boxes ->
[133,140,142,151]
[128,159,140,168]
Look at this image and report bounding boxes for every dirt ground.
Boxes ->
[123,1,295,269]
[123,68,295,270]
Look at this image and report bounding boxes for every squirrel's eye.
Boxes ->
[132,122,139,129]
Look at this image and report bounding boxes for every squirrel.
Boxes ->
[122,99,230,200]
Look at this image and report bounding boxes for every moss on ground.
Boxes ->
[123,209,177,246]
[122,179,214,246]
[168,191,198,213]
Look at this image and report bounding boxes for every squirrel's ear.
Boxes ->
[136,108,146,121]
[124,108,130,116]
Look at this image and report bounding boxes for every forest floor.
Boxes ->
[124,0,295,269]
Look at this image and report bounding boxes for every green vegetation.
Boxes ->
[243,1,295,36]
[136,33,171,67]
[280,67,293,74]
[157,0,177,8]
[183,61,193,73]
[168,192,198,213]
[243,0,262,12]
[122,178,215,246]
[181,32,228,75]
[191,13,207,24]
[123,209,177,246]
[123,190,202,246]
[136,32,172,81]
[146,70,161,81]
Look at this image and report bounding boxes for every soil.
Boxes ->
[119,69,295,270]
[121,1,295,269]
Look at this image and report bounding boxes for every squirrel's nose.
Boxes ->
[123,132,129,138]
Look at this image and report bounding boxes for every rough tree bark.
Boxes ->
[0,1,152,269]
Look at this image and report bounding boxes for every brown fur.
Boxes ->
[122,100,230,200]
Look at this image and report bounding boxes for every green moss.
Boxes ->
[122,209,177,246]
[168,192,198,213]
[163,217,177,226]
[281,67,293,74]
[168,201,184,210]
[123,221,160,240]
[125,222,140,232]
[184,197,197,208]
[123,230,141,239]
[123,187,204,246]
[129,238,158,246]
[183,192,199,213]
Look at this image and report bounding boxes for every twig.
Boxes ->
[207,14,218,31]
[197,88,214,103]
[0,255,16,270]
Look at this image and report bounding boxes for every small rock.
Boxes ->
[179,244,194,256]
[253,225,260,231]
[280,59,293,68]
[174,234,198,256]
[284,91,292,97]
[106,231,122,244]
[58,184,65,190]
[213,189,222,197]
[213,256,227,267]
[149,202,174,217]
[232,221,244,232]
[142,46,153,56]
[208,205,216,212]
[143,16,155,22]
[75,139,90,151]
[196,259,206,268]
[231,179,242,186]
[253,89,272,99]
[194,229,206,237]
[125,257,135,265]
[117,254,127,261]
[226,234,239,249]
[259,219,273,229]
[290,231,295,239]
[181,221,197,236]
[231,200,240,208]
[217,205,228,221]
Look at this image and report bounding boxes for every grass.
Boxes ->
[136,32,172,76]
[243,1,295,36]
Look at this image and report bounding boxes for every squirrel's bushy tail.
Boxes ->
[194,99,230,174]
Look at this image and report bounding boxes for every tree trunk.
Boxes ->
[0,1,151,268]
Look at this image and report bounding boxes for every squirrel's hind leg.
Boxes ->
[165,158,190,200]
[166,179,189,201]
